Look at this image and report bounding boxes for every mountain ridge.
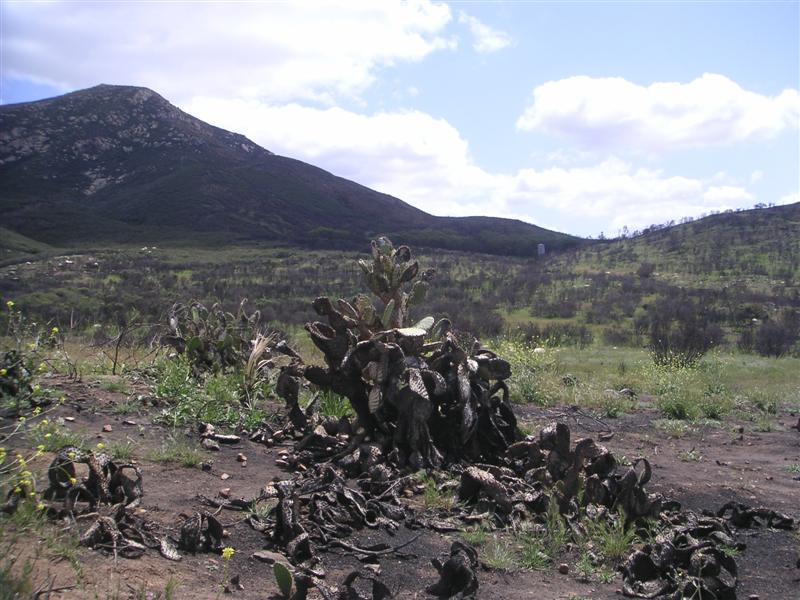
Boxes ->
[0,84,581,256]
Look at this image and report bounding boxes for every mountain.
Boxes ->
[0,84,581,256]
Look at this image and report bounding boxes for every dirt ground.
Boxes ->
[6,376,800,600]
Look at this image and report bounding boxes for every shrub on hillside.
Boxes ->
[647,296,724,367]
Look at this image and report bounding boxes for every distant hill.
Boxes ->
[558,203,800,282]
[0,84,580,256]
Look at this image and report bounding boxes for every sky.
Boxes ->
[2,0,798,237]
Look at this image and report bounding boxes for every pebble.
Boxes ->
[748,595,760,600]
[201,462,213,472]
[220,473,230,480]
[236,453,247,462]
[201,439,221,451]
[64,416,75,422]
[558,563,569,574]
[219,488,231,498]
[102,424,113,432]
[122,420,136,426]
[252,550,287,565]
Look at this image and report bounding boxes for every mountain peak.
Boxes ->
[0,85,580,255]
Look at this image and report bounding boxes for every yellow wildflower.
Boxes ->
[0,368,6,376]
[32,384,40,393]
[29,491,36,497]
[36,445,45,452]
[36,502,45,511]
[32,406,42,416]
[51,327,59,334]
[6,300,14,309]
[221,547,235,560]
[69,477,77,485]
[44,433,52,439]
[96,442,105,450]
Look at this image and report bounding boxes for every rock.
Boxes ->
[236,453,247,462]
[122,420,136,426]
[201,439,221,451]
[220,473,230,481]
[102,424,113,432]
[252,550,287,565]
[558,563,569,574]
[201,461,213,472]
[219,488,231,498]
[64,416,75,422]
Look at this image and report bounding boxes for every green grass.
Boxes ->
[317,389,354,418]
[482,538,518,571]
[108,439,136,460]
[146,436,204,468]
[26,418,87,453]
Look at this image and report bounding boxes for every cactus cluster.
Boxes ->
[276,237,518,469]
[162,300,265,375]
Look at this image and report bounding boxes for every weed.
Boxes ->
[146,436,203,467]
[461,523,489,547]
[582,511,637,563]
[785,464,800,474]
[100,379,129,394]
[248,499,277,521]
[678,448,702,462]
[753,416,773,432]
[318,389,354,418]
[519,534,550,570]
[26,417,87,452]
[654,419,691,438]
[483,538,517,571]
[576,551,595,581]
[108,439,136,460]
[111,399,140,415]
[419,473,456,510]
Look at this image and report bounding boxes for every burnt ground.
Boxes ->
[5,376,800,600]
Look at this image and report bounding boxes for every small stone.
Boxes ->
[558,563,569,574]
[201,462,213,472]
[219,488,231,498]
[64,416,75,422]
[748,595,760,600]
[236,453,247,462]
[252,550,286,565]
[240,462,247,468]
[220,473,230,480]
[202,439,221,451]
[102,424,113,432]
[122,419,136,426]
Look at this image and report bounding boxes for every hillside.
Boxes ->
[555,203,800,284]
[0,84,580,256]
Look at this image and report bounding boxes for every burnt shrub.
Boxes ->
[647,295,724,367]
[752,310,800,357]
[602,326,634,347]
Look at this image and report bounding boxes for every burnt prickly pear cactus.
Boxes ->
[276,237,518,469]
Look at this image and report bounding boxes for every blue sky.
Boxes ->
[2,0,798,237]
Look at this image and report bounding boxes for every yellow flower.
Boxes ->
[67,451,76,460]
[69,477,77,485]
[29,491,36,497]
[0,368,6,376]
[96,442,105,450]
[41,419,49,425]
[51,327,59,334]
[6,300,14,309]
[44,433,52,439]
[32,384,40,393]
[32,406,42,416]
[18,416,26,423]
[36,502,45,511]
[38,363,46,372]
[14,487,21,494]
[36,445,45,452]
[221,547,235,560]
[20,470,32,478]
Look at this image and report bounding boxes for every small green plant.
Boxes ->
[317,389,354,418]
[576,551,595,581]
[26,416,86,453]
[753,415,773,432]
[419,473,456,510]
[678,448,702,462]
[785,464,800,474]
[108,439,136,460]
[100,379,129,394]
[519,534,550,570]
[654,419,691,438]
[483,537,518,571]
[461,523,489,547]
[582,511,637,563]
[146,436,203,467]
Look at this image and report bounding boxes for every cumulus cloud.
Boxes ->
[4,0,454,103]
[458,12,513,53]
[517,73,800,151]
[185,97,755,234]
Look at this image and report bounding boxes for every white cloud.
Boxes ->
[517,73,800,151]
[458,12,512,53]
[779,191,799,205]
[5,0,454,103]
[749,170,764,184]
[185,97,755,234]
